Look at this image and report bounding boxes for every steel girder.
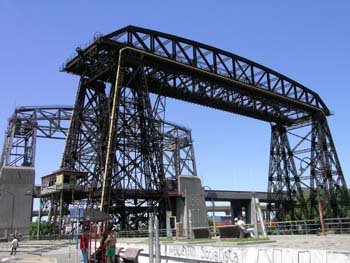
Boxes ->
[62,26,347,221]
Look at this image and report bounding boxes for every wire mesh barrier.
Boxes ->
[265,218,350,235]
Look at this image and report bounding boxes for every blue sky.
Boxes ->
[0,1,349,192]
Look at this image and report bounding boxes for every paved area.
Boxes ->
[0,239,100,263]
[0,240,72,263]
[264,235,350,251]
[0,258,57,263]
[0,235,349,262]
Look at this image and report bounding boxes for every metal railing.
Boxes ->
[23,217,350,241]
[117,228,177,238]
[28,234,74,240]
[265,218,350,235]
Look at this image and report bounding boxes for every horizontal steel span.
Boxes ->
[64,25,329,125]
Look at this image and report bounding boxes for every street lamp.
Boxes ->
[0,189,15,235]
[204,186,216,236]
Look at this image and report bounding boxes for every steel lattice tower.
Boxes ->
[267,118,348,220]
[59,70,175,228]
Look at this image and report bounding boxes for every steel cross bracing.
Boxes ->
[162,120,197,180]
[62,25,348,221]
[0,105,195,177]
[60,69,172,228]
[0,105,196,228]
[267,119,349,220]
[0,106,72,167]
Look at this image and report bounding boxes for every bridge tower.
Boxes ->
[60,69,174,228]
[268,118,349,220]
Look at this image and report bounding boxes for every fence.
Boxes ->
[20,217,350,240]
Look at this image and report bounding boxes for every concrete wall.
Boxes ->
[0,166,35,236]
[117,241,350,263]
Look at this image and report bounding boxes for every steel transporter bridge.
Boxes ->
[1,26,348,231]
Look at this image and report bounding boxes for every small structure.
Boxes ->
[39,169,89,238]
[41,169,88,195]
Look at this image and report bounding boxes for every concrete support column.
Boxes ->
[230,201,243,220]
[176,176,208,237]
[231,200,252,223]
[0,167,35,235]
[245,200,252,224]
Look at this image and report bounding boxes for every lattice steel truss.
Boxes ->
[0,105,196,229]
[1,106,72,167]
[62,25,348,221]
[163,121,197,180]
[268,119,349,220]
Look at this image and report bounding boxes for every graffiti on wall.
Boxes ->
[167,245,240,263]
[165,244,350,263]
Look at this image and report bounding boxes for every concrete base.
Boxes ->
[0,166,35,236]
[176,176,208,237]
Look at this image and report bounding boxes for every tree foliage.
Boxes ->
[28,221,58,237]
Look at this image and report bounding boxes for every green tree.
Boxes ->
[28,221,58,237]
